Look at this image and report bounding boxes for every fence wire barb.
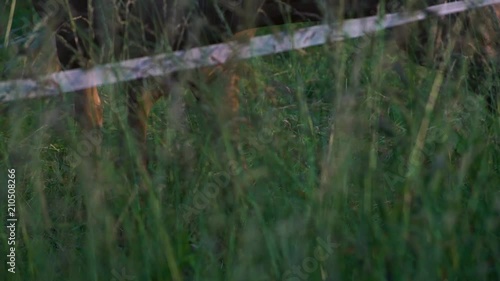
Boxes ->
[1,0,499,102]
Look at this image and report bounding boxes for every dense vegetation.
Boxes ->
[1,1,499,280]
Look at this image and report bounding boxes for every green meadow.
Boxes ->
[1,1,499,280]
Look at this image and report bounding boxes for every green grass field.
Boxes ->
[1,1,500,280]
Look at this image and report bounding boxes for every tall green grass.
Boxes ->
[1,1,500,281]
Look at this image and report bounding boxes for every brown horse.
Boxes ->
[31,0,499,168]
[30,0,379,168]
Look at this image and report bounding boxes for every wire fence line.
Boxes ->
[1,0,499,103]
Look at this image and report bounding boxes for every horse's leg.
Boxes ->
[127,81,164,172]
[221,29,257,169]
[55,22,104,167]
[73,87,103,132]
[221,28,258,125]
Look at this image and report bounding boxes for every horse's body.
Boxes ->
[31,0,499,167]
[30,0,379,166]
